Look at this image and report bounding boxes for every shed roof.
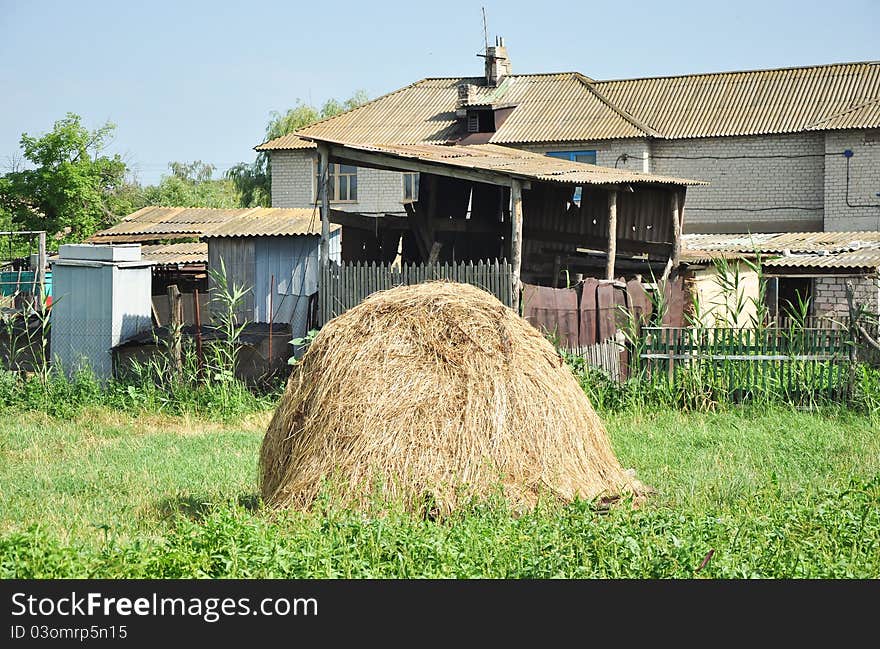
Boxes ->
[313,138,706,187]
[682,231,880,271]
[257,62,880,151]
[90,206,335,243]
[140,242,208,265]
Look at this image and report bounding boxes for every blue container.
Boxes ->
[0,270,52,297]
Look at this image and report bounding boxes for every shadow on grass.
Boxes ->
[155,493,261,521]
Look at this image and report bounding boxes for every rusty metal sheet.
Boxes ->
[579,278,599,346]
[596,282,617,342]
[662,276,686,327]
[522,284,579,348]
[626,278,653,324]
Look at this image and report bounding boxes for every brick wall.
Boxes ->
[823,130,880,231]
[652,134,826,234]
[270,149,408,213]
[270,131,880,234]
[813,275,880,317]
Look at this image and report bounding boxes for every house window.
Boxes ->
[315,161,358,202]
[547,150,597,164]
[402,172,419,202]
[547,151,597,204]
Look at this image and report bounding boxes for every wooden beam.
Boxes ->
[510,178,524,311]
[326,144,531,189]
[329,209,499,234]
[523,228,673,258]
[605,190,618,280]
[318,143,331,266]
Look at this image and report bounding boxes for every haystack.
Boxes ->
[260,281,641,515]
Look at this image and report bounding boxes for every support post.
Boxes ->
[510,178,523,312]
[605,190,618,280]
[37,231,46,309]
[661,190,682,284]
[167,284,182,377]
[318,144,331,266]
[193,288,203,380]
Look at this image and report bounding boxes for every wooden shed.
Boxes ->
[204,211,341,339]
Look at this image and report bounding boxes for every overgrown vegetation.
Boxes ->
[1,406,878,578]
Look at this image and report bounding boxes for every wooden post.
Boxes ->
[268,273,274,369]
[37,231,46,310]
[193,288,203,380]
[167,284,182,377]
[318,144,331,266]
[510,178,524,312]
[661,190,682,284]
[606,190,618,280]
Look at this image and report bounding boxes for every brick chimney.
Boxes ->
[484,36,511,87]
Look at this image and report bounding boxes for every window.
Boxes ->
[547,150,597,164]
[402,172,419,202]
[315,161,358,202]
[466,108,496,133]
[547,151,597,204]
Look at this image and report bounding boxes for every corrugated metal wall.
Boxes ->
[50,263,152,379]
[208,231,340,339]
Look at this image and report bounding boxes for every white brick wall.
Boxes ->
[270,149,409,214]
[270,130,880,233]
[823,130,880,231]
[813,275,880,317]
[652,134,826,233]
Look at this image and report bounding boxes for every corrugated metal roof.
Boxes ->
[682,231,880,270]
[256,74,650,151]
[202,208,340,237]
[316,139,706,186]
[90,207,337,242]
[596,62,880,139]
[764,249,880,270]
[256,62,880,150]
[141,242,208,265]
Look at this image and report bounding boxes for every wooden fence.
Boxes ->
[567,338,622,381]
[319,259,513,324]
[638,326,852,400]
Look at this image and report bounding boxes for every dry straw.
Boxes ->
[260,281,642,515]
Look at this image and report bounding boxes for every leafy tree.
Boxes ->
[141,161,240,209]
[0,113,129,242]
[227,90,368,207]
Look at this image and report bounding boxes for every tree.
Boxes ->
[227,91,369,207]
[0,113,130,242]
[141,160,240,209]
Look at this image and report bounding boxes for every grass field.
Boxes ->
[1,405,879,578]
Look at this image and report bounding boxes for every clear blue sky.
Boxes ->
[2,0,877,185]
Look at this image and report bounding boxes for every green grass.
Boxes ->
[1,406,879,578]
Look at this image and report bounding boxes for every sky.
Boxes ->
[1,0,878,185]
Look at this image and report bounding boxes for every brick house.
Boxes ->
[257,42,880,316]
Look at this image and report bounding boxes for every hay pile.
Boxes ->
[260,281,641,515]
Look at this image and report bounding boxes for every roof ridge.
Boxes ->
[805,96,880,130]
[594,60,880,85]
[573,73,662,138]
[256,78,434,150]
